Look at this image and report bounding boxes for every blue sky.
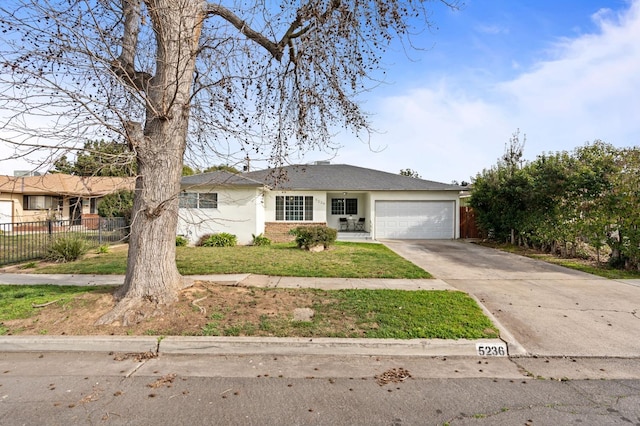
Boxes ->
[2,0,639,183]
[311,0,640,183]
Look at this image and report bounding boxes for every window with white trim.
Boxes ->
[179,192,218,209]
[275,195,313,221]
[331,198,357,215]
[23,195,62,210]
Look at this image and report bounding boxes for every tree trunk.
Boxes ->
[97,0,203,325]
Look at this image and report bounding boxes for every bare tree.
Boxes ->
[0,0,458,324]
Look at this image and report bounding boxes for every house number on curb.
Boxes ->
[476,343,508,357]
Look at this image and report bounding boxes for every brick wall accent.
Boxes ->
[264,222,327,243]
[82,213,100,230]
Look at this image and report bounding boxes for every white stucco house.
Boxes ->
[177,163,464,245]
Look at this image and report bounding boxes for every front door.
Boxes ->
[69,197,82,225]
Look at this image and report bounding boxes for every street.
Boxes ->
[2,351,640,425]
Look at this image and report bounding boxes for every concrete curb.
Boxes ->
[463,293,528,356]
[0,336,159,353]
[0,336,509,358]
[159,337,506,357]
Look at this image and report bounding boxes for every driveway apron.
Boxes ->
[382,239,640,358]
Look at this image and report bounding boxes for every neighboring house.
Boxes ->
[0,174,135,225]
[178,163,464,245]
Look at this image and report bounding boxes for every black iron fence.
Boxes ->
[0,217,128,266]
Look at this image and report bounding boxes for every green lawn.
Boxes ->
[3,242,504,339]
[0,284,113,335]
[0,284,499,339]
[32,242,432,279]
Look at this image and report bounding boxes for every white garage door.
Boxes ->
[375,200,455,239]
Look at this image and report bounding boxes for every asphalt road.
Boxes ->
[2,352,640,425]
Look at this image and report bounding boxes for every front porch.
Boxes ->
[336,230,375,242]
[326,191,371,238]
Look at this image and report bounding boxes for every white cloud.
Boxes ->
[498,0,640,153]
[334,0,640,182]
[331,83,512,182]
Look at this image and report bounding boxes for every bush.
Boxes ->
[251,233,271,246]
[289,226,337,250]
[96,244,110,254]
[45,235,90,262]
[98,189,134,224]
[199,233,237,247]
[196,234,213,247]
[176,235,189,247]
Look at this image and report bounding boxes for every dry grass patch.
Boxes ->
[1,282,497,339]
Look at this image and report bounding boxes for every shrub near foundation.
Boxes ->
[289,226,337,250]
[198,233,238,247]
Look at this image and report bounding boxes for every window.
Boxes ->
[275,195,313,221]
[23,195,62,210]
[331,198,357,215]
[179,192,218,209]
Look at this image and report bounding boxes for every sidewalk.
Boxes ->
[0,273,454,291]
[0,273,514,357]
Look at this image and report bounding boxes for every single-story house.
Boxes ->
[178,163,464,245]
[0,174,135,226]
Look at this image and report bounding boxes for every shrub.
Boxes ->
[199,233,237,247]
[96,244,110,254]
[45,235,90,262]
[196,234,213,247]
[97,189,134,224]
[251,233,271,246]
[176,235,189,247]
[289,226,337,250]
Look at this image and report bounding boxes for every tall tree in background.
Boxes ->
[471,130,530,244]
[0,0,459,323]
[51,140,136,177]
[399,168,421,178]
[471,139,640,269]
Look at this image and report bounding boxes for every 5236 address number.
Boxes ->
[476,343,507,357]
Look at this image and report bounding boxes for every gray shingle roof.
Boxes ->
[242,164,462,191]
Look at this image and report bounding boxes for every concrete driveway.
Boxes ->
[382,239,640,358]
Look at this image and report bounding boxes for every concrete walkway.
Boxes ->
[0,272,453,291]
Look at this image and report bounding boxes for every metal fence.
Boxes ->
[0,217,128,266]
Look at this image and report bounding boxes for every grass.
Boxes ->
[526,254,640,279]
[477,242,640,279]
[1,242,502,339]
[309,289,498,339]
[0,284,497,339]
[0,284,113,334]
[190,287,499,339]
[31,242,432,279]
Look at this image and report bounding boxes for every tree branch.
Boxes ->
[205,3,284,61]
[204,2,341,62]
[113,0,151,91]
